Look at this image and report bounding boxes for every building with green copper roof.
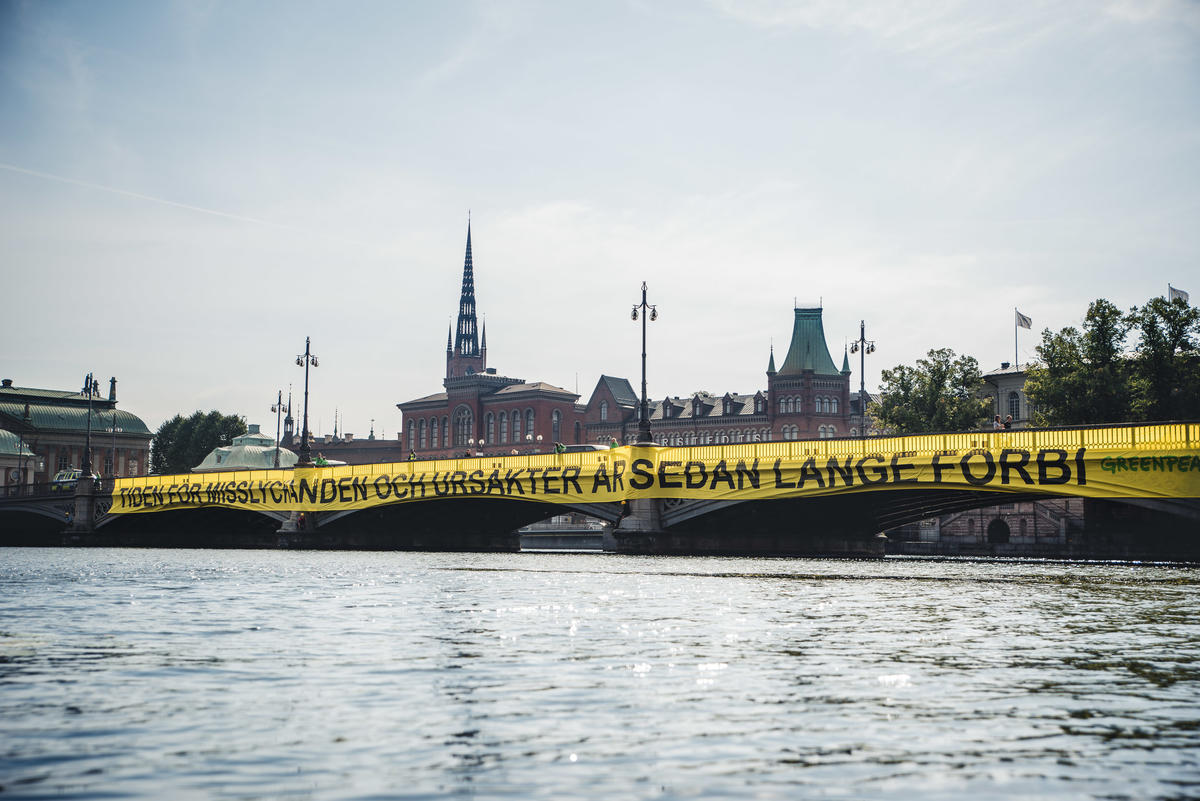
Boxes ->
[0,376,153,485]
[766,306,852,440]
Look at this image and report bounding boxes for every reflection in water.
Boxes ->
[1,548,1198,799]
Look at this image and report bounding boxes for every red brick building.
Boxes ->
[398,223,586,458]
[398,225,853,456]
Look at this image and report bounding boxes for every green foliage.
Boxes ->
[150,410,246,474]
[1026,295,1200,425]
[869,348,990,433]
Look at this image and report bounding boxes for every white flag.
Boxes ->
[1169,284,1189,304]
[1015,309,1032,329]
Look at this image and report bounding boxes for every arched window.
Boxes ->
[600,400,609,422]
[779,397,787,414]
[442,416,449,448]
[512,410,522,441]
[1008,391,1020,420]
[453,407,473,446]
[827,424,836,437]
[552,410,561,442]
[408,426,415,450]
[850,427,858,437]
[419,419,427,449]
[500,412,508,443]
[525,409,535,439]
[430,417,438,448]
[831,397,838,414]
[486,413,495,443]
[574,421,581,443]
[794,396,801,414]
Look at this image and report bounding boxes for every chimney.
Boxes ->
[344,433,354,442]
[324,434,332,444]
[1000,362,1010,369]
[1,378,11,388]
[109,376,117,402]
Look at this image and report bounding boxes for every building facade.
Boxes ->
[981,362,1032,428]
[398,223,587,459]
[0,376,152,485]
[398,225,856,456]
[578,306,852,446]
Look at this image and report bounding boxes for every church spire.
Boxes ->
[454,219,480,358]
[446,217,487,379]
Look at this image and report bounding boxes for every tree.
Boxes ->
[870,348,989,433]
[150,410,246,474]
[1127,296,1200,421]
[1025,295,1199,425]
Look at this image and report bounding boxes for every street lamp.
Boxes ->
[271,390,290,468]
[525,433,543,453]
[80,372,101,477]
[631,282,658,445]
[295,337,319,466]
[849,320,876,438]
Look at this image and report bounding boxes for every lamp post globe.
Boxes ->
[295,337,319,467]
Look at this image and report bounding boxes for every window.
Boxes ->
[128,459,138,476]
[600,400,608,422]
[794,397,801,414]
[1008,391,1020,420]
[419,419,427,448]
[830,397,838,414]
[486,413,495,443]
[454,407,473,446]
[512,410,521,441]
[408,427,415,450]
[779,397,787,414]
[442,417,449,448]
[500,412,508,443]
[430,417,439,448]
[526,409,535,439]
[552,410,561,442]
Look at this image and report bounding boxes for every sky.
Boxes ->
[1,0,1198,438]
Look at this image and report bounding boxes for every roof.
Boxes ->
[193,443,297,472]
[648,392,764,421]
[0,429,35,457]
[0,395,152,437]
[777,307,840,376]
[598,375,638,407]
[983,363,1028,378]
[492,381,578,400]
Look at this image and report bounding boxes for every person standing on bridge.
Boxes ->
[1003,415,1012,429]
[994,415,1003,430]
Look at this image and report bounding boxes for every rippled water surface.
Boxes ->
[2,548,1199,800]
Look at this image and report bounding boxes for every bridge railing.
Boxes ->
[118,422,1197,491]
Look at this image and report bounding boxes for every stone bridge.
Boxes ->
[2,423,1197,556]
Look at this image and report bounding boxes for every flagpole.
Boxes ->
[1014,307,1018,367]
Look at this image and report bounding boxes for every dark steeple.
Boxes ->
[455,221,480,357]
[446,218,487,378]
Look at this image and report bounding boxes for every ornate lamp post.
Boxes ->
[80,372,101,477]
[524,433,543,453]
[271,390,290,468]
[849,320,875,438]
[631,282,658,444]
[295,338,319,467]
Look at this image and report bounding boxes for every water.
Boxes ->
[2,548,1199,800]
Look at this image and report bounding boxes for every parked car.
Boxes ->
[49,468,83,493]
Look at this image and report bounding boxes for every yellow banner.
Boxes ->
[112,427,1200,515]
